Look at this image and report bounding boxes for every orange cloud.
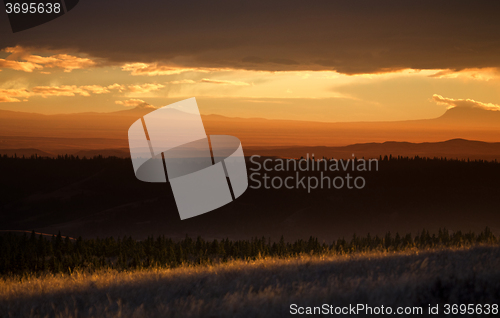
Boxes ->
[0,59,42,72]
[31,85,91,97]
[200,78,250,86]
[429,68,500,81]
[107,83,126,92]
[164,78,250,86]
[0,96,20,103]
[166,79,197,84]
[0,82,168,102]
[0,46,95,72]
[122,63,225,76]
[80,85,110,94]
[122,63,197,76]
[432,94,500,111]
[24,54,95,72]
[128,83,165,93]
[115,99,155,108]
[0,88,33,102]
[0,81,166,103]
[30,85,115,97]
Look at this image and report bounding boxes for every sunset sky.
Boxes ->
[1,0,500,122]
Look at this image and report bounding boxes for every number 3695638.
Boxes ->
[5,2,61,14]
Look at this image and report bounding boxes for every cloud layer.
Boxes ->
[432,94,500,111]
[127,83,165,93]
[1,46,95,72]
[2,0,500,74]
[0,83,149,102]
[115,99,155,108]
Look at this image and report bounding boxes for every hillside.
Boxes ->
[1,156,500,241]
[1,245,499,317]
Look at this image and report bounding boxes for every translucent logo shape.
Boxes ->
[128,98,248,219]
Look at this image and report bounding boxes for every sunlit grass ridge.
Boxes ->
[1,245,500,317]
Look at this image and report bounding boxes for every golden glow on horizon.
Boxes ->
[1,46,500,122]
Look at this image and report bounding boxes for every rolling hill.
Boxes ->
[1,155,500,241]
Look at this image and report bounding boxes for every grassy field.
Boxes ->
[1,245,499,317]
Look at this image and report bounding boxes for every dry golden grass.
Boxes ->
[1,245,500,317]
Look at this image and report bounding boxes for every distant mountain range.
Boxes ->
[248,139,500,161]
[1,106,500,159]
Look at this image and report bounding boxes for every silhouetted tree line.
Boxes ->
[2,153,497,205]
[1,152,499,165]
[0,228,497,277]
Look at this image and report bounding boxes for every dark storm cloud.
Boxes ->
[1,0,500,74]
